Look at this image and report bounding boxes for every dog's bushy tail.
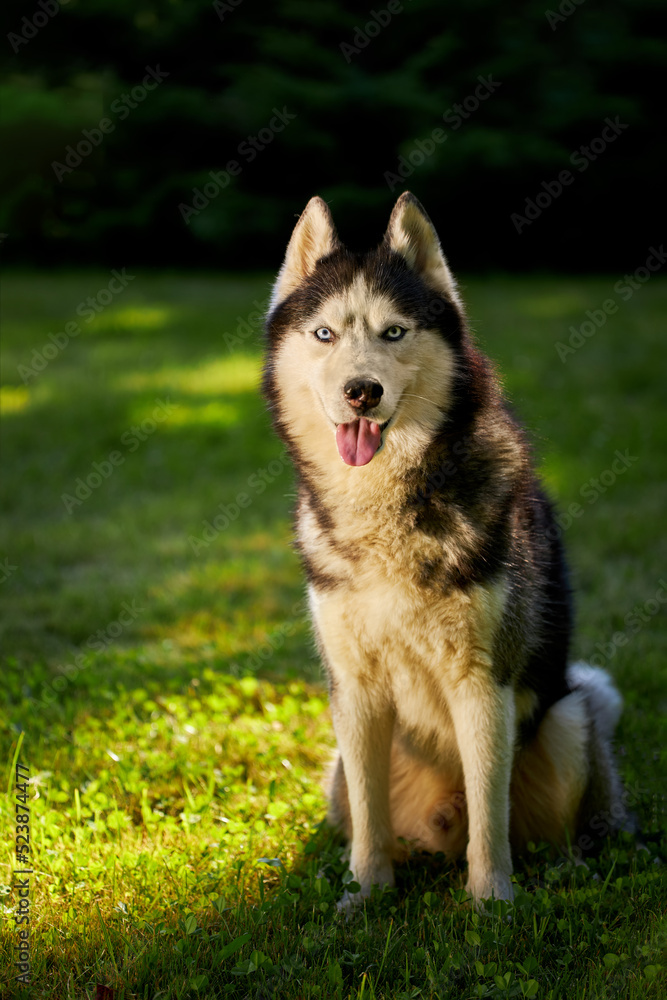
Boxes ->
[566,661,635,838]
[567,661,623,741]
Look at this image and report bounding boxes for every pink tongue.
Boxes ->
[335,418,382,466]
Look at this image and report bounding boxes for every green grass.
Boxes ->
[1,270,666,999]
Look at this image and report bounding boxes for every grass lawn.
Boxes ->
[0,269,665,999]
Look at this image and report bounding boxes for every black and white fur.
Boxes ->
[263,192,627,909]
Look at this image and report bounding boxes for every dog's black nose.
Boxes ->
[343,378,384,413]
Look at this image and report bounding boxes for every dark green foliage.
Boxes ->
[2,0,665,269]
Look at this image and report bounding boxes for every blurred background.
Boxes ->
[2,3,667,992]
[2,0,665,271]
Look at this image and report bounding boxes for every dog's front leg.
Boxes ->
[331,684,395,909]
[448,677,516,905]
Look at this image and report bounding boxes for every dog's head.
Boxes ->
[264,193,469,471]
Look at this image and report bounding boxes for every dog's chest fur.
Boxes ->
[299,473,509,761]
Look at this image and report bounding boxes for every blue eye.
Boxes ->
[383,325,406,341]
[314,327,334,342]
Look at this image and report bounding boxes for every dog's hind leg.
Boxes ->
[510,688,589,850]
[510,665,628,854]
[387,747,468,861]
[326,751,352,840]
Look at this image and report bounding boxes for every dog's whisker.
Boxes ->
[401,393,434,404]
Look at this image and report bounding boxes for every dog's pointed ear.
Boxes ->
[270,197,340,310]
[384,192,461,305]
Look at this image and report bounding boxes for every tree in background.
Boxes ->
[2,0,664,270]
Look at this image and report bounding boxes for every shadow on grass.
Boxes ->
[0,274,313,737]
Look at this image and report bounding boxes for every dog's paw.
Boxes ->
[337,861,394,916]
[466,870,514,909]
[336,888,363,918]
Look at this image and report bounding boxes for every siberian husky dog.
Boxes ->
[262,192,627,909]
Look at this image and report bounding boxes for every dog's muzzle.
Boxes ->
[343,378,384,415]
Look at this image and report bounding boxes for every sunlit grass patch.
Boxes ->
[115,354,261,396]
[162,399,244,429]
[0,385,31,414]
[92,305,174,333]
[0,675,335,993]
